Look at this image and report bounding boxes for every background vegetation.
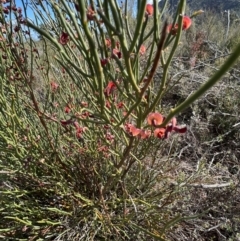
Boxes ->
[165,0,240,12]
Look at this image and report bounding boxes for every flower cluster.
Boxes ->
[125,112,187,140]
[148,113,187,139]
[125,123,151,140]
[167,16,192,35]
[101,38,123,66]
[58,12,147,66]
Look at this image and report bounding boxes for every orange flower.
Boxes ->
[125,123,151,139]
[104,81,116,97]
[125,123,141,137]
[153,117,187,139]
[139,129,151,139]
[145,4,153,16]
[112,48,121,59]
[147,112,164,126]
[147,113,187,139]
[139,45,146,55]
[154,128,166,139]
[182,16,192,30]
[129,125,142,137]
[167,16,192,35]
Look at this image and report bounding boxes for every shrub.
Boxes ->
[0,0,240,240]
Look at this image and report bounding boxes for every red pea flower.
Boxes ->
[73,121,87,139]
[87,6,95,21]
[59,32,69,45]
[147,112,164,126]
[139,45,146,55]
[64,105,71,113]
[125,123,151,139]
[112,48,122,59]
[147,113,187,139]
[106,132,114,142]
[14,26,20,32]
[145,4,153,16]
[101,58,109,67]
[104,81,116,97]
[153,116,187,139]
[167,16,192,35]
[125,123,141,137]
[166,117,187,133]
[50,81,59,91]
[129,125,142,137]
[11,6,17,11]
[80,111,91,119]
[117,102,124,109]
[98,145,108,153]
[173,125,187,133]
[61,119,87,139]
[154,128,166,139]
[139,129,151,139]
[182,16,192,30]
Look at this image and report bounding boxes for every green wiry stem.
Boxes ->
[129,0,147,54]
[143,0,186,119]
[140,22,168,96]
[76,0,105,114]
[108,0,123,33]
[117,22,168,127]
